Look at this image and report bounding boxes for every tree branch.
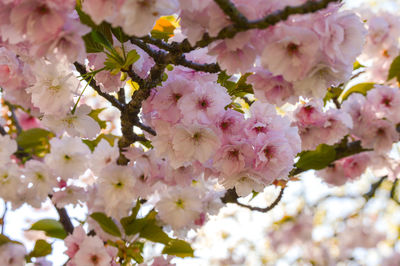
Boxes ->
[74,62,124,111]
[0,125,6,136]
[222,187,285,213]
[136,121,156,136]
[177,0,339,52]
[55,206,74,235]
[363,176,387,200]
[131,37,221,73]
[214,0,248,24]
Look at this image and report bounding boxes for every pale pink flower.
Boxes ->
[82,0,122,25]
[215,109,246,139]
[33,18,90,62]
[156,187,203,230]
[65,225,86,258]
[87,53,124,93]
[27,59,78,115]
[220,169,264,197]
[317,163,347,186]
[341,153,370,179]
[247,67,296,106]
[0,163,22,203]
[90,139,119,176]
[24,160,57,206]
[0,134,17,164]
[293,100,325,128]
[261,24,320,82]
[0,47,24,90]
[52,185,87,208]
[320,109,353,146]
[42,104,100,139]
[359,119,398,153]
[120,0,179,37]
[292,63,351,98]
[367,85,400,123]
[313,10,366,65]
[15,110,41,130]
[178,81,231,124]
[208,38,258,75]
[72,236,113,266]
[10,0,66,43]
[0,243,26,266]
[253,133,295,184]
[171,123,220,167]
[97,164,136,218]
[213,140,253,176]
[44,136,91,179]
[149,76,193,124]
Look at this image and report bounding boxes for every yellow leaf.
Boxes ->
[127,80,140,93]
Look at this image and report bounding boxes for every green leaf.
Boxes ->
[120,201,141,235]
[76,6,97,28]
[29,219,67,240]
[122,218,148,236]
[90,212,122,237]
[0,234,22,246]
[339,83,375,102]
[97,22,114,45]
[162,239,194,258]
[139,222,171,244]
[127,241,144,263]
[122,49,140,69]
[88,108,107,129]
[323,86,343,105]
[217,72,253,98]
[296,144,336,171]
[91,30,114,53]
[388,55,400,81]
[17,129,53,150]
[111,27,130,43]
[82,33,104,53]
[353,61,365,70]
[218,72,236,94]
[137,134,153,149]
[82,133,118,152]
[16,129,54,158]
[28,239,52,258]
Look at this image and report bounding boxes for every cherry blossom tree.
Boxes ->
[0,0,400,265]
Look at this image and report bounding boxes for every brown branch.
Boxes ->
[136,121,156,136]
[363,176,387,200]
[0,125,6,136]
[74,62,124,111]
[55,206,74,235]
[130,37,221,73]
[177,0,340,52]
[1,202,7,234]
[222,187,285,213]
[118,87,126,105]
[390,179,400,205]
[214,0,248,24]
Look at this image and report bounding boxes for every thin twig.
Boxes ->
[136,121,156,136]
[5,102,22,134]
[55,207,74,235]
[363,176,387,200]
[0,125,6,136]
[222,187,285,213]
[176,0,339,52]
[390,179,400,205]
[118,87,126,105]
[214,0,248,24]
[74,62,124,111]
[1,202,7,234]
